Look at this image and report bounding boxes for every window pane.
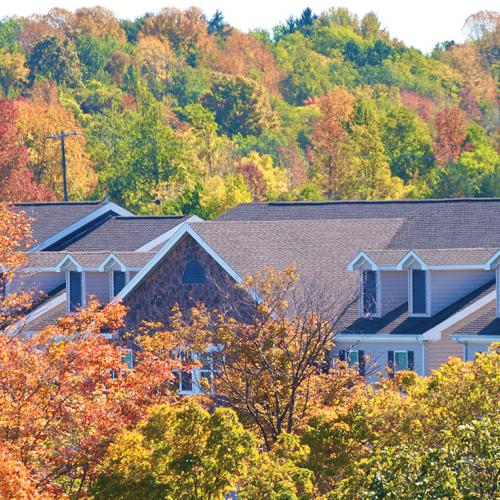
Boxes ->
[395,351,408,371]
[347,350,359,367]
[180,371,193,392]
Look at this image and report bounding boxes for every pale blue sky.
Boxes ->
[1,1,498,53]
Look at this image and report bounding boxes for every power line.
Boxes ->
[47,131,79,202]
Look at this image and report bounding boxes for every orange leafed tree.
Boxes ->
[0,206,180,496]
[0,301,180,496]
[0,203,34,329]
[433,106,468,167]
[0,99,55,202]
[207,30,282,95]
[308,87,356,197]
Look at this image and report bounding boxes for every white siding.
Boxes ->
[85,272,110,304]
[333,340,424,383]
[430,270,495,315]
[379,271,407,316]
[6,271,65,297]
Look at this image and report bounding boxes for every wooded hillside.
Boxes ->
[0,7,498,217]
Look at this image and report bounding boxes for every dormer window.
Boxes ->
[183,260,206,285]
[410,269,427,315]
[362,270,377,316]
[69,271,82,312]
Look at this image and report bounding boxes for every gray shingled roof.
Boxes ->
[219,199,500,249]
[60,216,189,251]
[26,251,156,269]
[340,280,496,336]
[190,219,404,305]
[453,303,500,336]
[359,248,499,267]
[14,201,108,246]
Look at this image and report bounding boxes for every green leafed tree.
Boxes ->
[203,73,277,137]
[27,35,82,87]
[92,401,256,500]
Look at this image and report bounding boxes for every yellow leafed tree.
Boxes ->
[16,98,97,199]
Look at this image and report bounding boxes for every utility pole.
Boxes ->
[47,131,79,202]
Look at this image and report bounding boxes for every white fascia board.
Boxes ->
[30,202,133,252]
[135,215,205,252]
[452,335,500,343]
[98,253,127,272]
[422,290,496,341]
[55,254,82,272]
[115,224,243,303]
[396,251,427,271]
[336,333,424,344]
[484,250,500,270]
[347,251,378,271]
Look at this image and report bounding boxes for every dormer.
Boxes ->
[99,254,127,297]
[397,252,429,317]
[55,255,83,312]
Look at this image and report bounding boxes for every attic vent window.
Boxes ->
[183,260,206,285]
[362,270,377,316]
[411,269,427,315]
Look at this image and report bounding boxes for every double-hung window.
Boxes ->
[339,349,366,376]
[388,350,414,378]
[362,270,377,316]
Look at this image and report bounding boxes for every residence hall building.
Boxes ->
[7,198,500,388]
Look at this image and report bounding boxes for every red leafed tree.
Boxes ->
[237,159,266,200]
[0,99,55,202]
[400,90,436,123]
[433,106,468,167]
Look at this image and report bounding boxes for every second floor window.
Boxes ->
[362,270,377,316]
[69,271,82,312]
[411,269,427,314]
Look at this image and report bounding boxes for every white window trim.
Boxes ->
[408,269,430,317]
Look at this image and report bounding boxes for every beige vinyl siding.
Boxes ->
[85,272,110,304]
[430,270,494,315]
[424,336,463,374]
[425,299,497,373]
[7,271,65,297]
[379,271,407,316]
